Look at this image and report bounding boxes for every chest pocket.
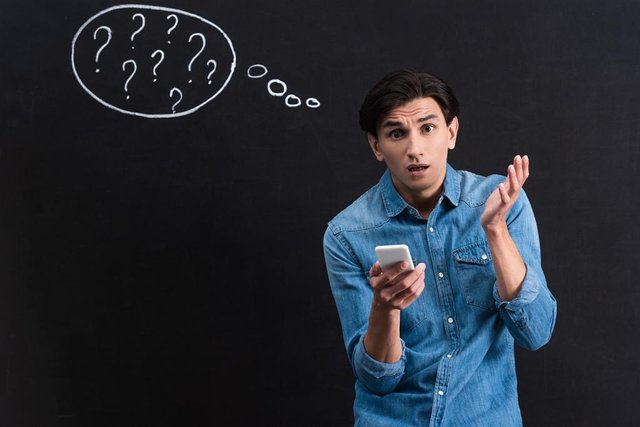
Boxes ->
[452,241,497,311]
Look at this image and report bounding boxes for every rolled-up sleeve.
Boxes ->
[323,226,405,394]
[352,335,406,395]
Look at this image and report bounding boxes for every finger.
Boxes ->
[501,175,511,192]
[369,261,382,278]
[522,155,530,183]
[514,155,524,183]
[386,259,412,281]
[369,262,387,291]
[499,182,511,205]
[383,263,425,298]
[397,276,426,309]
[387,274,424,309]
[508,164,521,194]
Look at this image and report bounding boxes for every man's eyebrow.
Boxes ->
[417,114,438,123]
[381,120,403,129]
[381,114,439,128]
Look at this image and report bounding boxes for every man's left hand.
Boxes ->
[480,154,530,231]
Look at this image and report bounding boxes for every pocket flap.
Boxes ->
[453,241,492,265]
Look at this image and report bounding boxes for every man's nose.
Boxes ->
[406,131,424,158]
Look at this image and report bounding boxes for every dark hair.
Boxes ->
[359,69,459,137]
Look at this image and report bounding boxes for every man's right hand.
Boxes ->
[369,261,426,312]
[364,261,427,363]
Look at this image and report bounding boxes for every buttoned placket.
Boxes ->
[425,197,459,427]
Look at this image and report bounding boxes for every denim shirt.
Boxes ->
[323,164,557,427]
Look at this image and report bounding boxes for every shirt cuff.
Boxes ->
[493,263,541,311]
[354,334,406,379]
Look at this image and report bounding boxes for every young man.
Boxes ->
[323,70,557,426]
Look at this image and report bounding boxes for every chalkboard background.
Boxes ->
[1,0,639,426]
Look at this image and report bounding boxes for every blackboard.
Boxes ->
[1,1,639,425]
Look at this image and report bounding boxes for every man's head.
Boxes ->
[359,70,459,138]
[360,70,460,209]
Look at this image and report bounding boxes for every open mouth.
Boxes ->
[408,165,428,172]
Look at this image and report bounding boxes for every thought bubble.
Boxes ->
[72,5,320,117]
[247,64,321,109]
[71,4,236,118]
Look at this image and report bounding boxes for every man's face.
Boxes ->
[368,97,458,205]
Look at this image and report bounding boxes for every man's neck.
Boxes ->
[390,175,445,219]
[402,189,442,219]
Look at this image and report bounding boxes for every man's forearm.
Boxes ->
[363,304,402,363]
[483,221,526,301]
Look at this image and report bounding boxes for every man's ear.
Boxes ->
[447,116,459,150]
[367,132,384,161]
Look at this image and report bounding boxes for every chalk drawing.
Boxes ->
[93,26,112,73]
[306,98,321,108]
[72,4,236,118]
[285,94,301,108]
[247,64,268,79]
[170,87,183,113]
[206,60,217,85]
[166,14,178,44]
[267,79,287,97]
[122,59,137,100]
[247,64,319,109]
[187,32,206,83]
[151,49,164,82]
[130,13,145,49]
[71,4,319,118]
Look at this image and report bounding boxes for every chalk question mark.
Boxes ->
[166,14,178,44]
[206,60,217,85]
[122,59,137,100]
[170,87,183,113]
[93,26,112,73]
[151,50,165,82]
[130,13,145,49]
[187,32,206,83]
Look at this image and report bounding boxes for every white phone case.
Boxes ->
[375,244,415,272]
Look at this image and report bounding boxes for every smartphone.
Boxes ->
[375,244,415,272]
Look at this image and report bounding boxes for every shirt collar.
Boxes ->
[379,164,461,217]
[442,163,461,207]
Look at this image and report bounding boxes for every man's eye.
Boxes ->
[423,124,435,133]
[390,130,404,139]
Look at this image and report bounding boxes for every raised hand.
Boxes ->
[480,155,530,231]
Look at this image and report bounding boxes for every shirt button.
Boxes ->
[438,272,444,278]
[447,317,454,324]
[438,390,444,396]
[481,253,488,260]
[429,227,434,233]
[447,354,452,358]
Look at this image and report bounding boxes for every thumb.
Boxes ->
[370,261,383,278]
